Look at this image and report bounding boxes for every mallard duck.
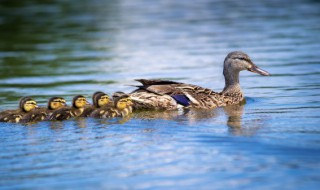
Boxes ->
[48,95,88,121]
[80,91,111,117]
[130,51,271,110]
[0,97,38,123]
[90,92,133,118]
[20,97,67,123]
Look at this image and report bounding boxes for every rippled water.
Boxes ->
[1,0,320,189]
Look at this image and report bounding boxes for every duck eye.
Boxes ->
[27,101,36,105]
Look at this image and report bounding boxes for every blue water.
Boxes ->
[0,0,320,189]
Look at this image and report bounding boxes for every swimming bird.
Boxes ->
[80,91,111,117]
[90,92,133,118]
[130,51,271,110]
[0,97,38,123]
[20,97,67,123]
[48,95,88,121]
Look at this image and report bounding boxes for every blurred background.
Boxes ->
[0,0,320,189]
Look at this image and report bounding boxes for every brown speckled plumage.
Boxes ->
[0,97,38,123]
[49,95,87,121]
[20,97,66,123]
[130,51,270,110]
[90,92,133,118]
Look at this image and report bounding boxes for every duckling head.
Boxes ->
[92,91,110,108]
[20,97,38,112]
[73,95,88,108]
[224,51,270,76]
[115,94,133,110]
[92,91,104,104]
[112,91,127,100]
[97,94,110,108]
[48,97,67,110]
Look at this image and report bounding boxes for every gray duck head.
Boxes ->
[222,51,270,93]
[224,51,270,76]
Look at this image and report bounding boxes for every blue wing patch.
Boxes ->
[171,95,190,106]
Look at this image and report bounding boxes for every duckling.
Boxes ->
[20,97,67,123]
[80,91,111,117]
[0,97,30,116]
[48,95,88,121]
[0,97,38,123]
[90,93,133,118]
[114,94,133,117]
[113,92,134,116]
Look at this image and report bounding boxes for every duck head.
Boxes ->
[73,95,89,108]
[224,51,270,76]
[48,97,67,110]
[20,97,38,112]
[92,92,110,108]
[114,94,133,110]
[92,91,104,105]
[112,91,127,100]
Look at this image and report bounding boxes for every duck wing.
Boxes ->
[90,106,119,118]
[133,79,185,95]
[132,79,223,109]
[0,112,23,123]
[48,107,73,121]
[20,108,47,123]
[135,79,182,86]
[80,105,94,117]
[177,86,225,108]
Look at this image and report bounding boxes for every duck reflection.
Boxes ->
[224,104,243,128]
[133,110,181,120]
[76,117,88,128]
[49,121,64,130]
[41,102,261,136]
[132,102,261,136]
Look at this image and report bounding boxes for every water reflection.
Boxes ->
[49,121,64,130]
[132,104,259,136]
[132,102,266,136]
[224,104,243,129]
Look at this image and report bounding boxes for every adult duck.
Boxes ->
[130,51,271,110]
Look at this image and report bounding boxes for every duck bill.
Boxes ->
[248,65,271,76]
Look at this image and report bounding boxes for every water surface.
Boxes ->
[0,0,320,189]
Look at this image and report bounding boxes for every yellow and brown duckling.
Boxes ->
[90,92,133,118]
[0,97,38,123]
[80,91,111,117]
[20,97,67,123]
[48,95,88,121]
